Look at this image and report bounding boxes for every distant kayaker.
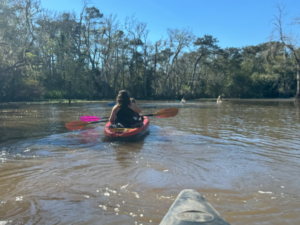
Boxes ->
[180,97,186,103]
[130,98,136,104]
[217,95,222,103]
[109,90,143,128]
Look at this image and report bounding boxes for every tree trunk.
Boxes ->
[122,48,125,90]
[191,54,203,98]
[154,46,157,96]
[122,65,125,90]
[296,66,300,99]
[143,66,147,98]
[114,47,119,96]
[129,61,134,97]
[69,81,71,104]
[143,47,147,98]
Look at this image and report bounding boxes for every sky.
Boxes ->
[40,0,300,48]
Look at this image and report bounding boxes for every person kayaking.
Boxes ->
[217,95,222,103]
[109,90,143,128]
[180,97,186,103]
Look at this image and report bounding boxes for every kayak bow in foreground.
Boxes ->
[160,189,230,225]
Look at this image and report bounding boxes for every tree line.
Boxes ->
[0,0,299,102]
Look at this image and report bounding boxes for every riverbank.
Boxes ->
[196,98,296,102]
[0,97,296,105]
[0,99,115,105]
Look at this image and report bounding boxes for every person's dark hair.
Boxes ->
[116,90,130,108]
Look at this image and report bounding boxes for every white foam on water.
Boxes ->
[15,196,23,201]
[132,192,139,198]
[258,191,273,194]
[24,148,30,152]
[121,183,129,189]
[99,205,107,210]
[106,187,117,194]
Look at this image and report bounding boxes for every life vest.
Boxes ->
[115,105,143,128]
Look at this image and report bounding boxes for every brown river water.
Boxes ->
[0,100,299,225]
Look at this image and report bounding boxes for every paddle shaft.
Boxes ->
[89,119,109,124]
[141,113,157,117]
[80,108,177,123]
[67,108,177,131]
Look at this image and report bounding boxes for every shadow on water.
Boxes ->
[111,138,148,168]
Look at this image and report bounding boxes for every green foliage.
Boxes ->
[14,79,45,101]
[0,0,299,102]
[44,90,64,99]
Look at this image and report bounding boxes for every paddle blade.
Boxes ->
[65,121,89,131]
[80,115,101,122]
[156,108,178,118]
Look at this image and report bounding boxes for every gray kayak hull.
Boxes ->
[159,189,230,225]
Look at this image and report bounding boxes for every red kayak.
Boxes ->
[104,116,150,141]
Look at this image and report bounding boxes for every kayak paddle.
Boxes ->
[67,108,179,131]
[65,120,135,132]
[142,108,178,118]
[65,120,108,131]
[79,108,179,122]
[80,116,109,122]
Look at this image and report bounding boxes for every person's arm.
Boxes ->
[130,102,142,114]
[109,105,119,123]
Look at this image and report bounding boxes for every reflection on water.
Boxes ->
[0,101,300,224]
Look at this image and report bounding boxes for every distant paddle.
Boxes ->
[79,108,179,122]
[143,108,178,118]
